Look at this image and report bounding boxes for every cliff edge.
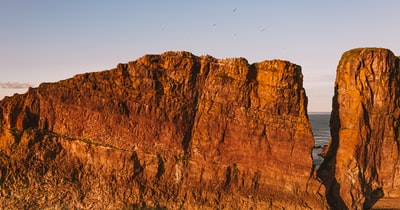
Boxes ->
[0,52,327,209]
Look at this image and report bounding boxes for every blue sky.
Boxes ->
[1,1,399,112]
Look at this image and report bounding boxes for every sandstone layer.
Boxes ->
[0,52,327,209]
[319,48,400,209]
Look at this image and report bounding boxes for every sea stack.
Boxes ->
[0,52,327,209]
[320,48,400,209]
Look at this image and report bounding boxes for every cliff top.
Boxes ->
[340,47,397,63]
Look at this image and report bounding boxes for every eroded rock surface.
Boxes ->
[319,48,400,209]
[0,52,327,209]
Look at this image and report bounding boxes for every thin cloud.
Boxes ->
[0,82,33,89]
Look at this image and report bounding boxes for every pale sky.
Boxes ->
[1,1,399,112]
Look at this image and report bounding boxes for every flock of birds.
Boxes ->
[159,8,267,37]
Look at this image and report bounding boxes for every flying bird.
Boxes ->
[233,8,237,12]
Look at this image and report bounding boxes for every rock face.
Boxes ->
[0,51,327,209]
[319,48,400,209]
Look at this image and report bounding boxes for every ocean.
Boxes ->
[309,112,331,167]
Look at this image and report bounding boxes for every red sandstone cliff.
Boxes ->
[319,48,400,209]
[0,52,327,209]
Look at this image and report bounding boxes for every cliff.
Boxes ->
[319,48,400,209]
[0,52,327,209]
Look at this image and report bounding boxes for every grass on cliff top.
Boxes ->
[340,48,365,62]
[341,48,396,63]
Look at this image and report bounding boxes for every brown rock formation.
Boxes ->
[0,51,327,209]
[319,48,400,209]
